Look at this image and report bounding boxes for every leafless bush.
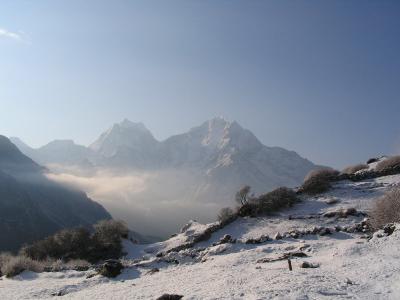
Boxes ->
[0,255,44,278]
[217,207,237,224]
[375,156,400,172]
[342,164,368,175]
[238,187,298,217]
[300,168,339,195]
[0,254,91,277]
[21,219,129,263]
[304,168,339,182]
[235,185,251,206]
[369,188,400,230]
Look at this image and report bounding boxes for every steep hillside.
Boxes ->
[0,136,111,252]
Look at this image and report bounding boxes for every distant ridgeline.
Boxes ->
[0,135,111,252]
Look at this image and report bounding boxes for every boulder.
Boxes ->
[318,227,331,236]
[383,223,396,236]
[156,294,184,300]
[299,261,319,268]
[274,232,283,240]
[97,259,123,278]
[325,198,339,205]
[219,234,235,244]
[245,235,269,244]
[146,268,160,275]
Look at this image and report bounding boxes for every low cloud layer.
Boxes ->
[46,168,230,238]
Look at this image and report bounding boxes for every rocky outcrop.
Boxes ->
[97,260,123,278]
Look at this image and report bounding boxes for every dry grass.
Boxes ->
[369,188,400,230]
[375,156,400,172]
[0,255,44,278]
[0,254,91,277]
[342,164,368,175]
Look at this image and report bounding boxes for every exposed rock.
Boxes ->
[97,259,123,278]
[146,268,159,275]
[318,227,332,236]
[383,223,396,236]
[323,208,358,218]
[217,234,236,245]
[300,261,319,268]
[51,290,67,297]
[274,232,283,240]
[323,211,337,218]
[156,294,184,300]
[245,235,269,244]
[342,207,357,216]
[325,198,339,205]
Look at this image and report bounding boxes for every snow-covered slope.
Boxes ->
[2,173,400,299]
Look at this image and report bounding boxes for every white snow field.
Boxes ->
[1,174,400,300]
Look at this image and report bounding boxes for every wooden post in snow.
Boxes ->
[287,257,293,271]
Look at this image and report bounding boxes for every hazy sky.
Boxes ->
[1,0,399,168]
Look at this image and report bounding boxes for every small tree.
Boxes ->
[235,185,251,206]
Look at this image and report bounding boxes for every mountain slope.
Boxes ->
[10,137,96,167]
[89,119,161,169]
[0,136,111,252]
[161,118,316,196]
[2,172,400,299]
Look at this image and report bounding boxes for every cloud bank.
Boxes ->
[46,168,229,238]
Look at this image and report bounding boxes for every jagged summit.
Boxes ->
[89,119,158,158]
[119,118,148,130]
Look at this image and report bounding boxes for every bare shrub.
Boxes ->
[235,185,251,206]
[300,168,339,195]
[367,157,379,164]
[91,220,129,261]
[0,255,44,278]
[375,156,400,172]
[217,207,237,225]
[238,187,298,217]
[257,187,298,214]
[43,258,90,272]
[369,188,400,230]
[21,219,129,263]
[342,164,368,175]
[304,168,339,182]
[64,259,91,271]
[21,227,92,261]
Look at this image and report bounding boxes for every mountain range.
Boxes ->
[11,117,317,195]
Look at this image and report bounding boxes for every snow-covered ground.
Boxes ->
[1,174,400,300]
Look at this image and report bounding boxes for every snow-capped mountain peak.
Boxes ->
[89,119,158,158]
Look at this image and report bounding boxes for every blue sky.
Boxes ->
[1,0,399,168]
